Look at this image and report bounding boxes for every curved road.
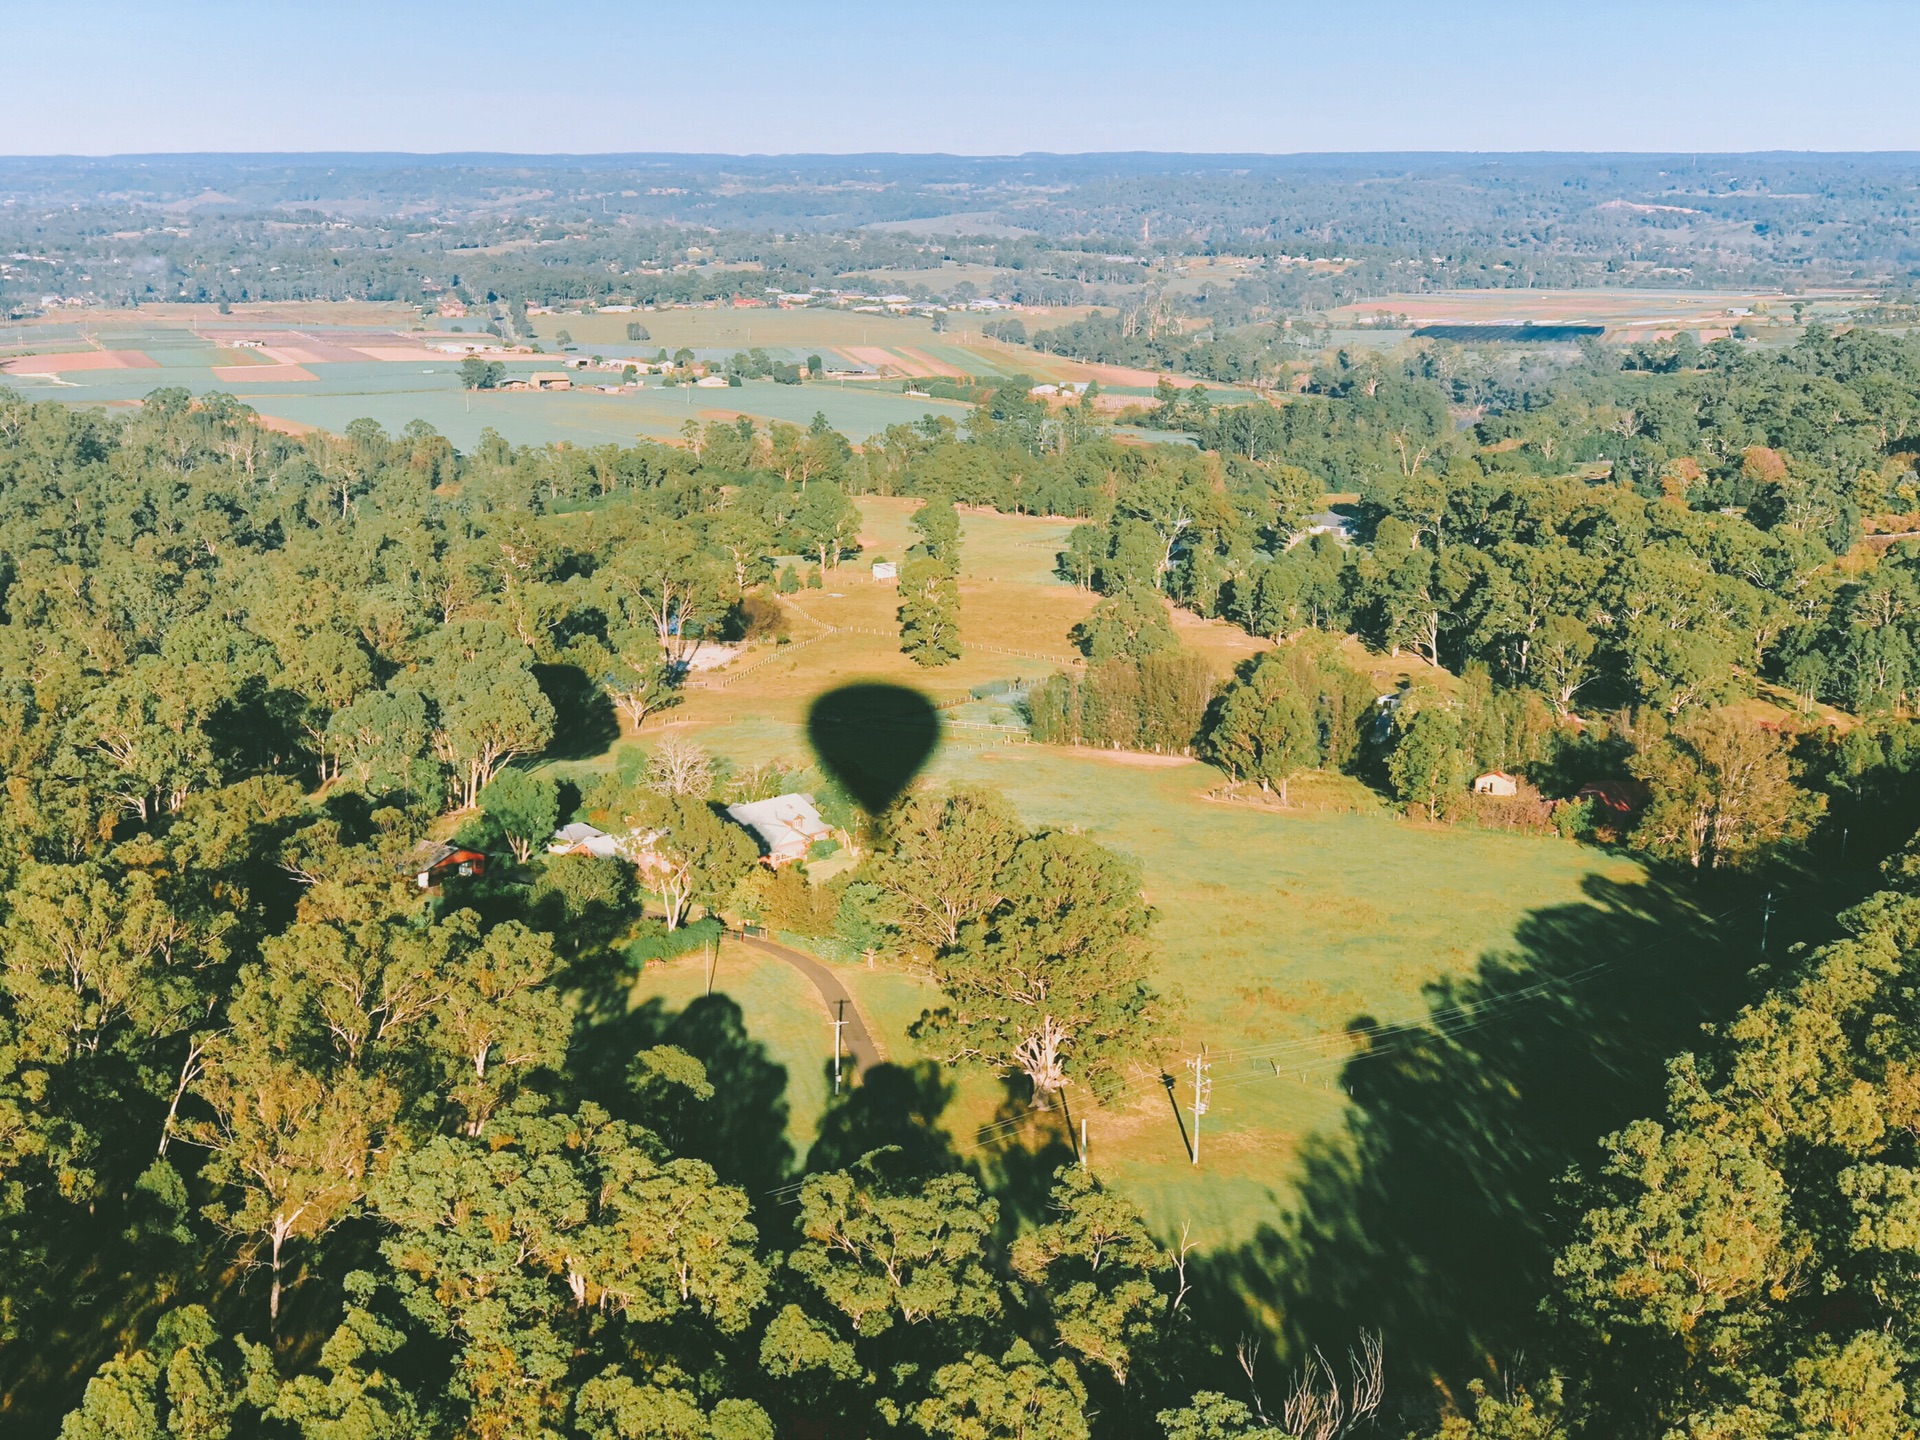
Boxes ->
[735,934,884,1075]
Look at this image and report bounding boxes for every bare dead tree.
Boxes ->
[1282,1332,1385,1440]
[647,736,715,797]
[1170,1220,1197,1315]
[1237,1334,1274,1426]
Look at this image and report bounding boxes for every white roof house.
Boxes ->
[549,822,622,858]
[1472,771,1519,797]
[725,793,833,866]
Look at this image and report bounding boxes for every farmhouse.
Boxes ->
[725,793,833,867]
[1472,771,1519,797]
[1299,512,1356,545]
[548,822,620,859]
[409,841,486,889]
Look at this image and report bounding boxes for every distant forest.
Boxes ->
[3,153,1919,326]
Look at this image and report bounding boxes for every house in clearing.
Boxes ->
[1291,512,1356,548]
[725,793,833,867]
[1472,771,1519,797]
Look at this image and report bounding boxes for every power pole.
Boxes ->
[704,940,715,997]
[831,1000,847,1095]
[1186,1045,1211,1166]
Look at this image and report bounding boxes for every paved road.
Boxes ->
[735,934,884,1075]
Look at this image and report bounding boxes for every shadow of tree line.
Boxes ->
[1190,868,1789,1409]
[566,861,1800,1416]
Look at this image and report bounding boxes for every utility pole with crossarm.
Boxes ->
[1187,1046,1212,1166]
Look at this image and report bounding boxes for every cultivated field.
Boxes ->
[0,302,1234,444]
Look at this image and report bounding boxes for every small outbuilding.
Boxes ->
[725,793,834,867]
[1472,771,1519,797]
[411,841,487,889]
[871,561,899,582]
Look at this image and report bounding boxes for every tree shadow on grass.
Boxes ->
[1196,869,1768,1404]
[569,993,795,1199]
[535,662,621,761]
[973,1072,1081,1233]
[806,1060,963,1177]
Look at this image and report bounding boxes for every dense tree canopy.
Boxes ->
[10,305,1920,1438]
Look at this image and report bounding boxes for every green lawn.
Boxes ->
[618,709,1641,1245]
[854,748,1637,1238]
[854,496,1084,586]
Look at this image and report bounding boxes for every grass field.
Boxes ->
[580,499,1645,1250]
[622,938,839,1154]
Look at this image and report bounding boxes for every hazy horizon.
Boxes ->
[8,0,1918,156]
[8,149,1920,161]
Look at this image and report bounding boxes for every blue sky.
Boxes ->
[7,0,1918,155]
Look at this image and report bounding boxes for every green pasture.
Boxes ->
[590,500,1644,1243]
[960,508,1083,585]
[528,306,948,351]
[854,497,1084,585]
[5,308,1243,441]
[641,725,1637,1243]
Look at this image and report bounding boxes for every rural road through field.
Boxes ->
[735,933,884,1075]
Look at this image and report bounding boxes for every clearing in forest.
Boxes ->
[595,500,1644,1245]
